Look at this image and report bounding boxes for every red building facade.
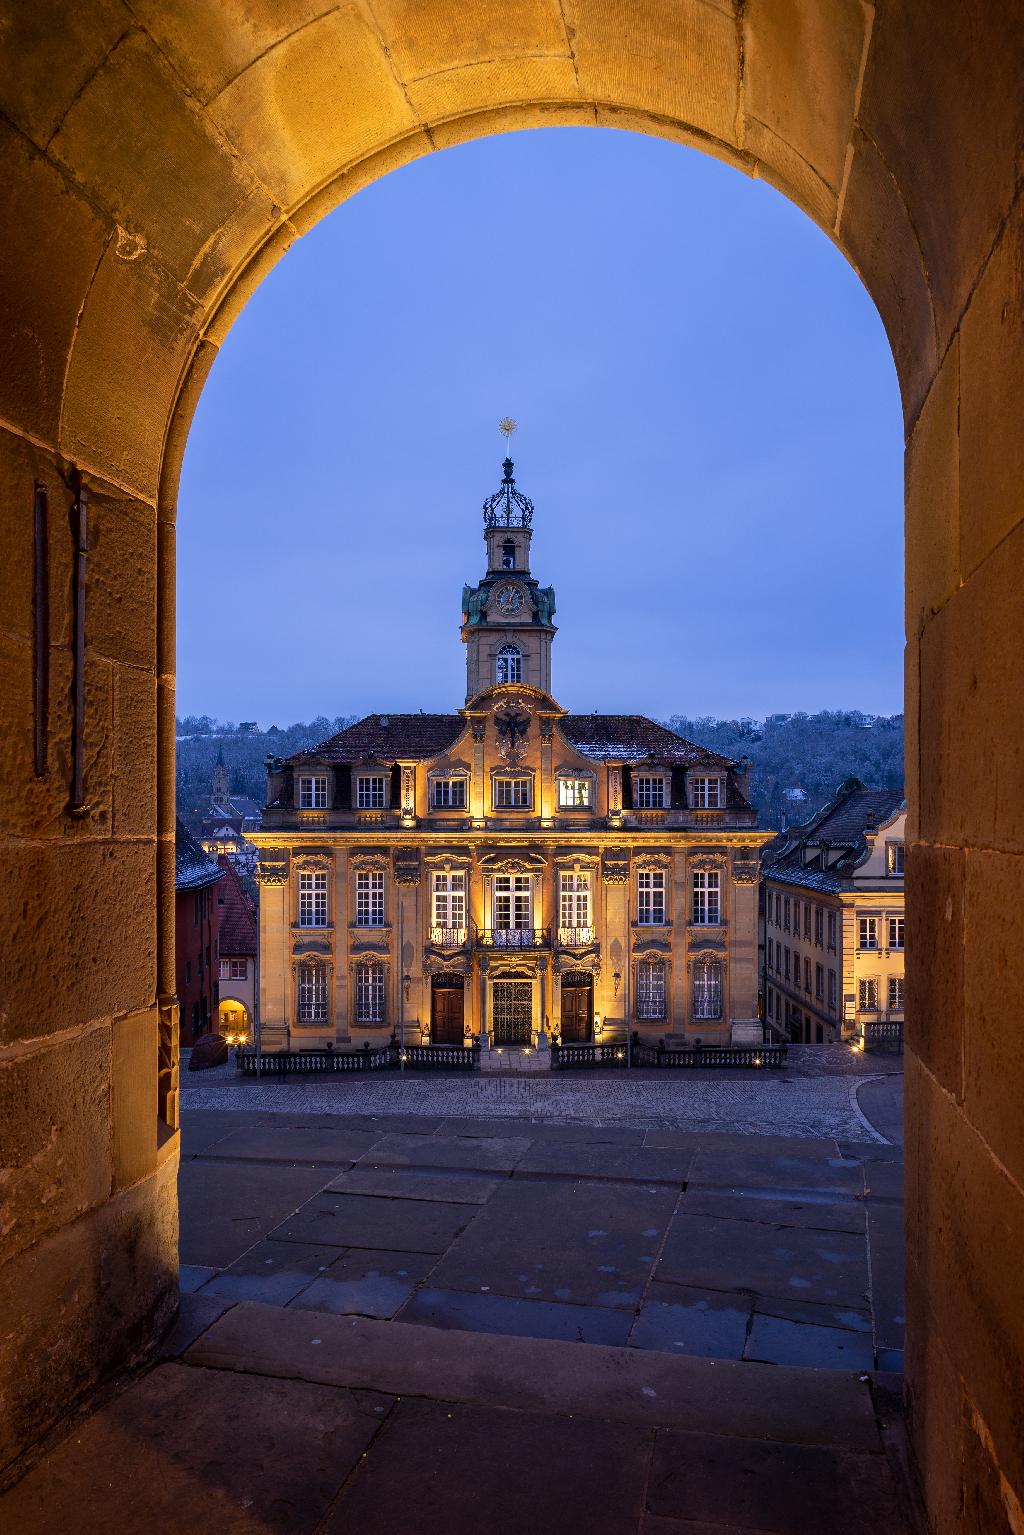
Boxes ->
[175,819,223,1043]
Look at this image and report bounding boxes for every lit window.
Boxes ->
[355,871,385,927]
[637,870,666,925]
[690,776,723,809]
[888,976,905,1011]
[356,775,387,809]
[887,841,905,875]
[432,777,467,809]
[493,874,532,935]
[558,778,592,809]
[298,774,328,809]
[636,961,666,1020]
[692,957,722,1020]
[559,872,591,937]
[218,959,230,980]
[355,963,385,1023]
[858,978,878,1011]
[634,776,666,809]
[219,958,247,980]
[297,962,327,1022]
[888,916,905,949]
[298,871,328,927]
[493,777,531,808]
[495,644,522,685]
[431,871,466,931]
[692,870,721,925]
[858,917,878,950]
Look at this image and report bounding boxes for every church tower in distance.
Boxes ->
[461,455,556,701]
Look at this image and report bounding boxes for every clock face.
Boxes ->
[494,584,524,615]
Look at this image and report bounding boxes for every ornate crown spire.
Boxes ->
[483,419,534,527]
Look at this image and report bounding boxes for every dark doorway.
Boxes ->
[431,974,465,1044]
[492,976,532,1044]
[560,972,593,1042]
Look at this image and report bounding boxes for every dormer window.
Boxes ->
[431,776,468,810]
[495,644,522,685]
[501,539,516,569]
[690,775,724,809]
[886,841,905,875]
[634,775,666,809]
[558,777,592,809]
[298,774,328,810]
[356,775,387,810]
[493,776,532,809]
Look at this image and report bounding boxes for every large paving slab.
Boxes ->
[199,1238,343,1305]
[657,1211,871,1310]
[627,1282,751,1359]
[514,1141,692,1184]
[678,1186,867,1234]
[427,1177,678,1307]
[687,1149,866,1196]
[399,1285,635,1345]
[198,1123,385,1164]
[0,1362,390,1534]
[357,1131,533,1172]
[326,1165,501,1203]
[271,1189,478,1252]
[292,1248,439,1318]
[321,1397,651,1535]
[178,1158,334,1267]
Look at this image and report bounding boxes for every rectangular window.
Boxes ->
[784,948,791,982]
[888,975,905,1011]
[356,775,387,809]
[355,871,385,927]
[355,963,385,1023]
[493,874,532,935]
[887,841,905,875]
[815,963,824,1001]
[693,959,722,1020]
[634,776,666,809]
[859,978,878,1011]
[783,897,791,932]
[815,907,823,946]
[691,869,721,925]
[558,777,592,808]
[859,916,879,950]
[637,869,666,926]
[827,911,837,951]
[218,959,230,979]
[804,957,812,992]
[828,969,837,1010]
[229,959,246,980]
[888,916,905,949]
[298,870,328,928]
[774,893,781,925]
[635,961,666,1020]
[431,870,466,931]
[297,963,327,1022]
[690,776,723,809]
[493,777,531,808]
[804,903,811,939]
[432,777,467,809]
[298,774,328,809]
[559,871,592,937]
[775,940,782,972]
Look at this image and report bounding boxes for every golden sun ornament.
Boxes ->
[498,417,518,441]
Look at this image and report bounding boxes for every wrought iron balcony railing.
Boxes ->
[475,927,550,949]
[428,926,468,949]
[557,925,597,948]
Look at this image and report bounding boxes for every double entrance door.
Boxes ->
[492,977,532,1045]
[431,975,465,1044]
[560,972,593,1042]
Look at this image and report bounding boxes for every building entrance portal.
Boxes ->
[431,974,465,1044]
[492,978,532,1045]
[560,972,593,1042]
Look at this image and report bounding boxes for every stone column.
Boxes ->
[671,850,688,1038]
[335,848,349,1042]
[256,849,290,1049]
[601,849,629,1031]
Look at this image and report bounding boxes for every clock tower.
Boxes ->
[461,456,557,702]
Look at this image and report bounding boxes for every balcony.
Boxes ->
[428,927,468,949]
[557,925,597,948]
[476,927,550,949]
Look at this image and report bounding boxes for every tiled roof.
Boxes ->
[558,716,736,768]
[808,786,905,843]
[763,861,844,894]
[216,855,258,956]
[288,714,466,765]
[175,818,223,892]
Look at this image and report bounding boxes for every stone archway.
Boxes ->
[2,6,1023,1524]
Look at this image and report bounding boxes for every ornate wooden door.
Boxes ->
[432,980,465,1044]
[560,975,593,1042]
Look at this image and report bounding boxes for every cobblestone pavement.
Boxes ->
[181,1045,902,1143]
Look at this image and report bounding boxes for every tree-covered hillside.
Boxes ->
[176,710,904,833]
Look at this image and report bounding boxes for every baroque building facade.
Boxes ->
[762,779,906,1044]
[252,459,773,1052]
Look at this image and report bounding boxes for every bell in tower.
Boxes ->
[461,425,556,703]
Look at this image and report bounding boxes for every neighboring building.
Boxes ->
[251,456,773,1052]
[174,818,223,1044]
[761,778,906,1044]
[200,753,262,870]
[215,855,258,1040]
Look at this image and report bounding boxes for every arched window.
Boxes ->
[693,958,723,1021]
[495,644,522,685]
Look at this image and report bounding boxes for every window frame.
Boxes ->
[692,956,723,1020]
[690,775,724,810]
[858,916,879,950]
[634,774,667,810]
[635,960,666,1020]
[691,868,721,926]
[298,773,328,810]
[493,775,532,810]
[557,777,593,810]
[355,961,386,1023]
[495,643,523,685]
[888,915,905,950]
[431,870,467,932]
[431,775,468,810]
[636,869,666,926]
[297,961,327,1023]
[356,774,388,811]
[888,975,905,1011]
[297,869,328,928]
[355,870,386,928]
[886,840,905,876]
[858,977,878,1012]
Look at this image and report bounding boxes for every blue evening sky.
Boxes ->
[178,127,903,725]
